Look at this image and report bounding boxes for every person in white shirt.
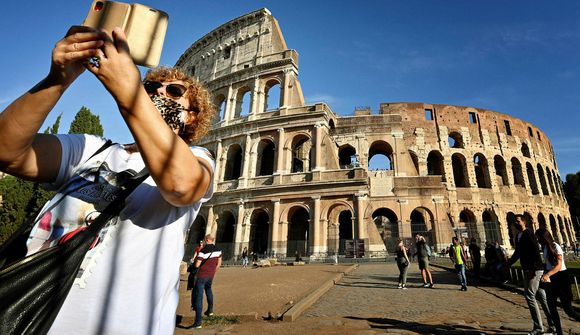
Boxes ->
[536,228,580,335]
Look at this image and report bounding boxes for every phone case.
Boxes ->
[83,0,168,68]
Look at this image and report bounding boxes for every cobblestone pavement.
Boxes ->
[221,262,579,335]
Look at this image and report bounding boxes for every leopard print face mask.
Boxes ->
[151,95,188,131]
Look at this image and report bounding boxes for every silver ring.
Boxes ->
[88,55,101,68]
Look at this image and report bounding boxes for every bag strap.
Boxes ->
[0,140,115,266]
[194,251,214,272]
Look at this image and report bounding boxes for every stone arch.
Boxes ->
[224,144,243,181]
[249,209,270,255]
[287,206,310,257]
[523,211,534,230]
[410,207,434,245]
[216,210,236,260]
[408,150,419,175]
[506,212,517,247]
[460,209,478,241]
[372,208,399,252]
[549,214,559,243]
[558,216,568,245]
[494,155,509,186]
[546,168,556,193]
[452,153,469,187]
[214,93,226,122]
[474,153,492,188]
[427,150,445,181]
[263,79,281,112]
[511,157,525,187]
[235,86,252,118]
[338,144,357,168]
[185,216,206,260]
[326,202,355,256]
[256,139,275,176]
[448,131,464,148]
[290,134,312,173]
[368,140,393,170]
[526,162,540,195]
[538,213,547,231]
[537,164,549,195]
[521,143,531,158]
[482,210,501,244]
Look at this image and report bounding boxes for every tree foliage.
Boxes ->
[43,113,62,134]
[563,172,580,218]
[69,106,104,136]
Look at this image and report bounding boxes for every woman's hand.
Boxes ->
[48,26,105,87]
[85,27,144,111]
[540,273,550,283]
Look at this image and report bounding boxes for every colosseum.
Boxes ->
[176,8,576,260]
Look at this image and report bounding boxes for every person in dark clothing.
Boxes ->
[508,215,554,335]
[484,241,499,278]
[191,234,222,329]
[468,238,481,279]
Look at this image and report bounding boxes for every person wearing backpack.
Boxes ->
[415,234,434,288]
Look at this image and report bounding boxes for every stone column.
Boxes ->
[206,205,215,237]
[225,86,235,123]
[240,133,252,188]
[270,199,280,255]
[281,69,291,108]
[356,193,368,241]
[311,196,321,255]
[214,139,223,189]
[234,201,245,258]
[249,76,261,120]
[275,127,285,174]
[313,123,324,171]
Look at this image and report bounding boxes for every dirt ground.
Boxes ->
[175,263,352,327]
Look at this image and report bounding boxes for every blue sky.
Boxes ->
[1,1,580,178]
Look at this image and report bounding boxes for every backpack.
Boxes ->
[425,245,432,257]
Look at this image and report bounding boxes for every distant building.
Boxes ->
[176,8,575,260]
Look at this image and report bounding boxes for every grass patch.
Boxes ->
[203,315,241,326]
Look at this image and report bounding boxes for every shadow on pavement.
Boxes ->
[345,316,522,335]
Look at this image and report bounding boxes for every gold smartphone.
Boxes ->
[82,0,168,68]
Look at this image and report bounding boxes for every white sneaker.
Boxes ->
[397,284,403,289]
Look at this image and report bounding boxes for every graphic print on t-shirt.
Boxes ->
[27,161,139,287]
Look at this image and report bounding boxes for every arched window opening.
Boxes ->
[511,158,525,187]
[256,140,275,176]
[286,207,310,257]
[224,144,243,181]
[338,145,357,169]
[558,217,568,245]
[368,141,393,170]
[537,164,549,195]
[373,208,399,252]
[537,213,547,230]
[214,95,226,122]
[427,151,445,181]
[494,155,509,186]
[526,162,539,195]
[474,153,491,188]
[523,212,534,230]
[338,211,353,254]
[546,169,556,193]
[506,212,517,247]
[460,209,478,241]
[409,150,419,175]
[185,216,206,260]
[291,136,312,173]
[448,132,464,148]
[264,81,281,112]
[216,211,236,260]
[452,153,469,187]
[249,210,270,256]
[521,143,531,158]
[235,88,252,118]
[483,210,501,245]
[549,215,559,243]
[411,208,433,245]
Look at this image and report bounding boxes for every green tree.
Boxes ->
[564,172,580,218]
[43,113,62,134]
[69,106,104,136]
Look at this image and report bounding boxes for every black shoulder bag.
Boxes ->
[0,141,149,335]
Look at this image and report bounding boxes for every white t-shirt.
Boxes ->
[544,242,567,272]
[26,134,214,335]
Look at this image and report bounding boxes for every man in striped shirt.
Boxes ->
[192,234,222,329]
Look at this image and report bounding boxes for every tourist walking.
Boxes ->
[468,238,481,279]
[241,247,249,268]
[450,237,469,291]
[192,234,223,329]
[508,215,554,335]
[415,234,434,288]
[536,228,580,335]
[395,238,410,289]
